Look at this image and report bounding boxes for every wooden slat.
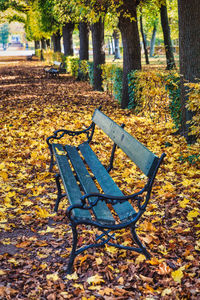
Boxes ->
[52,143,92,221]
[65,145,115,224]
[79,142,136,221]
[92,109,159,177]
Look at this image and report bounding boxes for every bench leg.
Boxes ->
[47,142,55,172]
[54,174,66,212]
[131,227,151,260]
[66,224,78,274]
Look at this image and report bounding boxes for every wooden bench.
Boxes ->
[44,61,65,76]
[46,108,166,274]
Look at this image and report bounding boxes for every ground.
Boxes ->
[0,59,199,299]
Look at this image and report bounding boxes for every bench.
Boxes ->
[46,108,166,274]
[44,61,65,76]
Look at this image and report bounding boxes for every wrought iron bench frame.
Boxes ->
[47,107,166,274]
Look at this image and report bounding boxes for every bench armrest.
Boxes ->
[81,189,146,210]
[46,123,95,146]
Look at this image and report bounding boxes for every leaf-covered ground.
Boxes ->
[0,60,199,299]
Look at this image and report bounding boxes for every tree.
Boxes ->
[178,0,200,143]
[79,21,89,60]
[118,0,141,108]
[113,29,121,60]
[62,22,74,56]
[140,13,149,64]
[160,0,176,70]
[0,23,9,50]
[150,20,157,57]
[91,17,105,91]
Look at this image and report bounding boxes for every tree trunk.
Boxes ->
[160,1,176,70]
[62,23,74,56]
[34,40,40,50]
[113,29,121,59]
[41,38,46,50]
[150,23,157,57]
[46,39,50,48]
[178,0,200,143]
[52,32,61,52]
[91,17,105,91]
[79,22,89,60]
[118,0,141,108]
[140,15,149,64]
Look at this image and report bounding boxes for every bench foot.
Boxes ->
[66,224,78,274]
[131,227,151,260]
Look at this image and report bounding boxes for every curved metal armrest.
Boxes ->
[66,199,99,220]
[46,122,95,145]
[81,188,146,210]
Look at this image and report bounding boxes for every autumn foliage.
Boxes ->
[0,61,199,299]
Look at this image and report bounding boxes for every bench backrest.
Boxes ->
[92,109,159,178]
[53,61,62,66]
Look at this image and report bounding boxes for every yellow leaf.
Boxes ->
[8,258,19,266]
[88,285,101,291]
[148,257,163,265]
[26,183,34,189]
[46,272,60,281]
[95,257,103,265]
[40,263,47,269]
[171,268,184,283]
[187,210,199,221]
[0,162,5,169]
[35,206,51,218]
[55,147,66,155]
[135,254,146,264]
[182,179,193,187]
[87,274,105,285]
[0,171,8,181]
[66,272,78,280]
[179,198,190,208]
[105,245,118,255]
[118,277,124,284]
[73,283,84,290]
[38,226,55,235]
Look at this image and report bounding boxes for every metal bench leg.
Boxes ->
[66,224,78,274]
[54,174,66,212]
[131,227,151,260]
[46,141,55,172]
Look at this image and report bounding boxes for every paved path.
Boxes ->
[0,49,35,57]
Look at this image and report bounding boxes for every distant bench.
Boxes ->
[46,108,166,274]
[44,61,66,76]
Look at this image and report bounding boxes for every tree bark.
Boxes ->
[118,0,141,108]
[41,38,46,50]
[62,23,74,56]
[46,39,50,48]
[140,15,149,64]
[113,29,121,59]
[150,23,157,57]
[178,0,200,143]
[91,17,105,91]
[160,1,176,70]
[52,32,61,52]
[79,22,89,60]
[34,40,40,50]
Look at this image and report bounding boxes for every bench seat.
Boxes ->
[52,142,136,225]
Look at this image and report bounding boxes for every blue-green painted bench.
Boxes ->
[47,108,166,274]
[44,61,65,76]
